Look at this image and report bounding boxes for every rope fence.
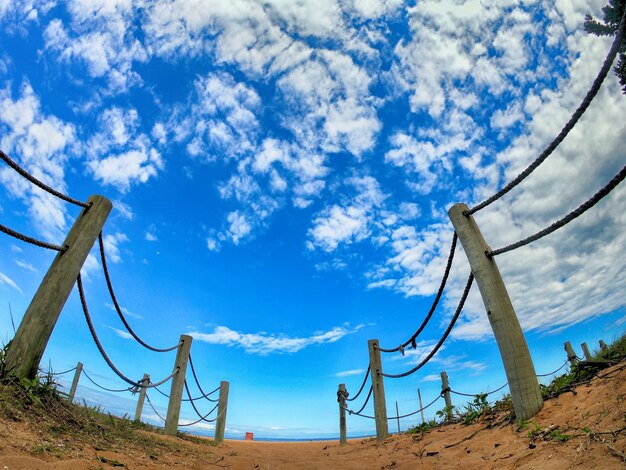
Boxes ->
[0,149,89,208]
[466,6,626,216]
[145,393,167,422]
[380,273,474,379]
[488,163,626,257]
[188,354,220,402]
[378,233,458,354]
[77,274,179,389]
[0,223,66,252]
[345,365,370,402]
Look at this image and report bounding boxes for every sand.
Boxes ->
[0,362,624,469]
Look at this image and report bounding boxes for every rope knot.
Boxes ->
[399,345,405,356]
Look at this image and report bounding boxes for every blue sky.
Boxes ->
[0,0,625,439]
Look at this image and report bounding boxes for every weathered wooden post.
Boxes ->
[368,339,388,440]
[449,204,543,420]
[164,335,192,436]
[564,341,578,367]
[440,371,453,421]
[215,380,229,444]
[4,196,112,379]
[417,388,425,424]
[134,373,150,421]
[338,383,347,445]
[581,342,592,361]
[599,339,608,351]
[68,361,83,402]
[395,401,400,433]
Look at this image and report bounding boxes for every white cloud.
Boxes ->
[0,271,23,295]
[103,232,129,264]
[107,325,133,340]
[86,107,163,192]
[188,323,364,355]
[334,369,366,378]
[0,81,75,241]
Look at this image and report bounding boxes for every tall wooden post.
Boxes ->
[68,361,83,402]
[440,371,453,421]
[134,373,150,421]
[417,388,425,424]
[214,380,229,444]
[5,196,112,379]
[564,341,578,367]
[338,383,347,445]
[164,335,192,436]
[581,342,592,361]
[368,339,388,440]
[449,203,543,420]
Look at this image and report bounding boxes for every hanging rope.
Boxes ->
[0,223,66,252]
[145,393,167,422]
[378,234,458,353]
[0,149,90,208]
[152,383,221,402]
[183,379,220,423]
[466,6,626,216]
[393,393,443,420]
[346,386,373,416]
[49,366,78,376]
[536,360,569,377]
[450,382,509,398]
[381,273,474,379]
[82,370,133,393]
[98,233,180,353]
[77,274,179,388]
[345,365,370,402]
[188,354,220,402]
[178,404,226,427]
[488,163,626,257]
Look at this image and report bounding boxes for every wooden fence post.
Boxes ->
[134,373,150,421]
[440,371,453,421]
[581,342,592,361]
[164,335,192,436]
[395,401,400,433]
[564,341,578,367]
[214,380,229,444]
[368,339,388,440]
[338,383,347,445]
[68,361,83,402]
[4,196,112,379]
[449,203,543,420]
[599,340,608,351]
[418,388,425,424]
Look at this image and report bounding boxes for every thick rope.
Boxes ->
[82,370,132,393]
[145,393,167,422]
[179,403,226,427]
[450,382,509,398]
[77,274,179,388]
[345,365,370,402]
[183,379,220,423]
[536,360,569,377]
[188,354,220,402]
[347,386,373,416]
[98,233,179,353]
[153,383,221,402]
[381,273,474,379]
[49,366,78,376]
[488,163,626,257]
[393,393,442,420]
[466,7,626,216]
[0,149,90,208]
[0,223,66,252]
[378,233,458,353]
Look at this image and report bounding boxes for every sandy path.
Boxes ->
[0,362,624,469]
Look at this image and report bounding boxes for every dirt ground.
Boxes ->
[0,362,624,469]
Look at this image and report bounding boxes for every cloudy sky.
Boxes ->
[0,0,625,439]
